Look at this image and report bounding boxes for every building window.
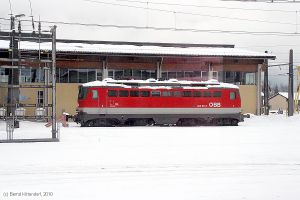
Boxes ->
[60,68,69,83]
[37,90,44,106]
[88,69,96,82]
[97,69,102,81]
[69,69,78,83]
[201,71,208,81]
[245,72,256,85]
[78,69,88,83]
[0,68,8,83]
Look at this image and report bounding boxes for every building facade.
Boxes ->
[0,40,275,117]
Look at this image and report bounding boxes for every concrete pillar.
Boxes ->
[156,58,162,80]
[256,64,262,115]
[102,59,108,80]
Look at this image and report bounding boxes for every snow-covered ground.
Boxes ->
[0,114,300,200]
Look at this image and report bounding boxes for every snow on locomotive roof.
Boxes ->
[82,78,239,89]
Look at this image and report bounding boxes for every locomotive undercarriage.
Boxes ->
[75,112,243,127]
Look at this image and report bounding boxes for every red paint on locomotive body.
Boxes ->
[75,79,243,126]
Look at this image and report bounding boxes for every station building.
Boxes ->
[0,40,275,117]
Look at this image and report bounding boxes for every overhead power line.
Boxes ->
[0,16,299,36]
[82,0,297,26]
[113,0,297,13]
[17,18,300,36]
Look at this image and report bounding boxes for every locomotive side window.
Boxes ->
[213,91,222,98]
[119,90,129,97]
[183,91,192,97]
[78,86,88,99]
[141,91,150,97]
[108,90,118,97]
[130,90,139,97]
[173,91,181,97]
[203,91,211,97]
[193,91,202,97]
[92,90,98,99]
[151,91,161,97]
[230,91,236,100]
[162,91,171,97]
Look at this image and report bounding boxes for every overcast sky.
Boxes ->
[0,0,299,87]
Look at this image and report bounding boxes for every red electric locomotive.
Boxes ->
[74,78,244,126]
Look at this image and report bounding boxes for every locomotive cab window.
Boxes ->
[108,90,118,97]
[230,91,236,100]
[119,90,129,97]
[78,86,88,99]
[92,90,98,99]
[141,91,150,97]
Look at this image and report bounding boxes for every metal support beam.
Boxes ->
[51,25,57,139]
[288,49,294,116]
[256,64,262,115]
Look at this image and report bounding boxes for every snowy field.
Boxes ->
[0,114,300,200]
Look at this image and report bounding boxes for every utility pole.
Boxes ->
[288,49,294,117]
[264,51,269,115]
[51,25,57,139]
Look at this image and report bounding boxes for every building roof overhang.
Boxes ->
[0,39,276,60]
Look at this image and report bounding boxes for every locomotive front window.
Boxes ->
[230,92,236,100]
[141,91,150,97]
[130,90,139,97]
[151,91,161,97]
[119,90,129,97]
[108,90,118,97]
[183,91,192,97]
[92,90,98,99]
[213,91,222,98]
[193,91,202,97]
[203,91,212,97]
[78,86,88,99]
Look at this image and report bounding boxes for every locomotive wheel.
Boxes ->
[86,120,96,127]
[231,119,239,126]
[212,118,224,126]
[176,118,198,126]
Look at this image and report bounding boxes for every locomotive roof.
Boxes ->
[82,78,239,89]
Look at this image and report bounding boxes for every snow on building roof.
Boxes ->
[0,40,275,59]
[269,92,298,100]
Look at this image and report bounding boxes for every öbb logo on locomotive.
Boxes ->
[74,78,244,127]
